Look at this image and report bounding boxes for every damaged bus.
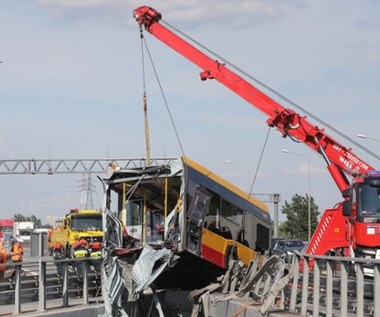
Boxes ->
[102,157,271,288]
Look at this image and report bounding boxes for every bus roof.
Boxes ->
[182,157,269,214]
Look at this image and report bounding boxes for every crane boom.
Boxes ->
[133,6,375,193]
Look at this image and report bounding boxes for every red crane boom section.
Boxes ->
[133,6,375,192]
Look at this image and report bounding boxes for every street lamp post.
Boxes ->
[281,150,311,241]
[357,134,380,143]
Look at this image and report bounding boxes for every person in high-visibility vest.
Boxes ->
[0,239,7,279]
[90,241,101,257]
[73,238,89,258]
[11,239,23,262]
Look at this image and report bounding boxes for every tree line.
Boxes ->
[12,214,50,229]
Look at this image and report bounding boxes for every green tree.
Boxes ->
[12,213,42,228]
[29,215,42,228]
[13,213,26,222]
[279,194,319,240]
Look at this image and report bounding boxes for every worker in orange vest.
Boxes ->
[0,239,7,279]
[11,239,24,262]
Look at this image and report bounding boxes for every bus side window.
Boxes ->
[187,186,212,227]
[186,186,213,255]
[256,223,270,252]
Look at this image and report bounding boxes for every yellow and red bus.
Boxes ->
[103,157,271,287]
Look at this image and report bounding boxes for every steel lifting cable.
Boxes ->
[248,127,271,197]
[162,20,380,162]
[139,27,186,158]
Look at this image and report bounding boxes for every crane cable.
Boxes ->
[162,20,380,162]
[139,27,186,159]
[248,127,271,196]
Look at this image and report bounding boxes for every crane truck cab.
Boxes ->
[342,171,380,260]
[49,209,103,258]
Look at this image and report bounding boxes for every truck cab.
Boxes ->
[49,209,103,257]
[343,172,380,259]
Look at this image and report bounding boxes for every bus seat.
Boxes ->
[220,226,232,239]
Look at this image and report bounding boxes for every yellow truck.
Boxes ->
[48,209,103,257]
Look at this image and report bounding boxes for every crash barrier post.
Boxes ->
[82,262,89,305]
[13,264,22,315]
[290,252,380,317]
[2,256,101,315]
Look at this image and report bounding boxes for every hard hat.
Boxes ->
[92,242,101,250]
[79,239,88,246]
[54,242,63,249]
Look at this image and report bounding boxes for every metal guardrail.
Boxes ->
[289,252,380,317]
[4,251,380,316]
[1,257,101,315]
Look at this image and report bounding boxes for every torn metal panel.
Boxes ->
[132,245,177,294]
[188,255,290,316]
[103,210,123,250]
[100,256,129,317]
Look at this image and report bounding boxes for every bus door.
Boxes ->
[146,211,164,243]
[125,199,143,241]
[186,186,212,255]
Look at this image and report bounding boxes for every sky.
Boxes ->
[1,0,380,226]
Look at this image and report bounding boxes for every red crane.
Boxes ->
[133,6,380,259]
